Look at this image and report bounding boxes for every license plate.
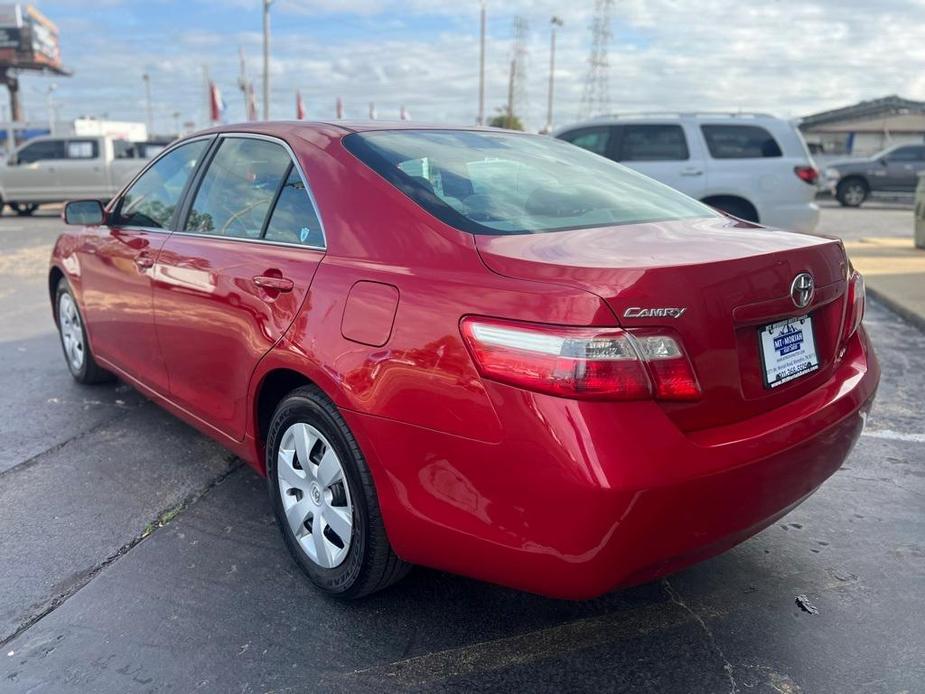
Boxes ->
[758,315,819,388]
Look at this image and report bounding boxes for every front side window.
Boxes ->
[702,124,782,159]
[185,138,291,239]
[558,127,611,157]
[263,167,324,247]
[620,125,689,161]
[67,140,98,159]
[113,139,209,229]
[17,139,65,164]
[885,145,925,162]
[344,129,716,236]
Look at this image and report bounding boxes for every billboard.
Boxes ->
[0,4,62,71]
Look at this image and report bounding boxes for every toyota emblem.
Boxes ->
[790,273,815,309]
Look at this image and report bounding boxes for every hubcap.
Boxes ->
[277,422,353,569]
[844,184,865,205]
[58,293,85,371]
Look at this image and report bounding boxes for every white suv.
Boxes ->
[554,113,820,233]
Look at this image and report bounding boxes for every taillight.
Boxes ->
[794,165,819,185]
[460,317,700,401]
[843,271,865,340]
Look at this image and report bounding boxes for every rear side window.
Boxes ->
[17,139,65,163]
[558,127,611,157]
[263,167,324,247]
[185,138,291,239]
[620,125,689,161]
[343,129,716,236]
[114,139,209,229]
[702,124,782,158]
[66,140,98,159]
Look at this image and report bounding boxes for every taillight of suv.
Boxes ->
[460,317,701,401]
[794,165,819,185]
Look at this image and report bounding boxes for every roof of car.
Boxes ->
[197,120,508,138]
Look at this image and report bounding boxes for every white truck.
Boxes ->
[0,135,156,215]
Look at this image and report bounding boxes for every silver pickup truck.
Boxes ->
[0,135,160,215]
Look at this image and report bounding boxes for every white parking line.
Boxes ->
[861,429,925,443]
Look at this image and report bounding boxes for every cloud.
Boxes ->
[24,0,925,133]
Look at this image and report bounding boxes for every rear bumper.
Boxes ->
[760,200,820,233]
[344,327,879,599]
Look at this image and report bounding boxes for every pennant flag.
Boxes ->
[296,90,306,120]
[209,81,225,123]
[336,97,343,119]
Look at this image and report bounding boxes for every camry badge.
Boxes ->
[790,273,815,309]
[623,307,687,319]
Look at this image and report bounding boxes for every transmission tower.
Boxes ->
[505,16,529,129]
[579,0,614,119]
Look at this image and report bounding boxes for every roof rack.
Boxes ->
[590,111,775,120]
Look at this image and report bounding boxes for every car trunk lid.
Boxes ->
[475,216,849,431]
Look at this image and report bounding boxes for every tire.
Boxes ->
[266,385,410,598]
[55,279,113,384]
[836,178,868,207]
[10,202,38,216]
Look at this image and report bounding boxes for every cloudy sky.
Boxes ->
[24,0,925,133]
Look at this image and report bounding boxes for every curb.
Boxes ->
[866,285,925,334]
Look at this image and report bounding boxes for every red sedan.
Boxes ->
[50,122,879,599]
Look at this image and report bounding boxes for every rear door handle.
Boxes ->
[253,275,294,292]
[681,168,703,177]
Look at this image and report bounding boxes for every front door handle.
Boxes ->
[253,275,294,293]
[134,252,155,270]
[680,168,704,177]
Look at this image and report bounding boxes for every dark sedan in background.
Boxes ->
[825,143,925,206]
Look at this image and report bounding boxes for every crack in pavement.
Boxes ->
[662,578,740,694]
[0,401,149,482]
[0,457,243,649]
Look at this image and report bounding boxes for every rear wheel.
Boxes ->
[266,385,410,598]
[836,178,868,207]
[55,280,113,384]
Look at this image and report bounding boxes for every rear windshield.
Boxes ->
[343,130,716,235]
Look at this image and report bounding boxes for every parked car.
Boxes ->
[555,113,820,232]
[824,143,925,207]
[50,123,878,600]
[0,134,152,215]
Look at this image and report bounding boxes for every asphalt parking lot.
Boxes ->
[1,206,923,693]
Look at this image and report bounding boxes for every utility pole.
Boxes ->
[545,17,563,134]
[46,82,57,135]
[262,0,273,120]
[505,59,516,129]
[172,111,181,135]
[579,0,614,119]
[477,1,486,125]
[142,73,153,135]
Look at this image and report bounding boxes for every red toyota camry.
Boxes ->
[50,122,878,599]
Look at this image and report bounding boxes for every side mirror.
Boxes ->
[879,157,889,167]
[63,199,105,226]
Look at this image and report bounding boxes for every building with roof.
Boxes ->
[799,95,925,157]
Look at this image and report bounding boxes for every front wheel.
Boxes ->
[9,202,38,216]
[266,385,410,598]
[55,280,113,384]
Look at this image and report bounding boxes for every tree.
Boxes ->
[488,113,524,131]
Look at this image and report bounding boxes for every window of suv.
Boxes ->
[344,129,716,235]
[16,139,65,164]
[558,127,611,157]
[620,125,689,161]
[113,139,209,229]
[185,137,291,239]
[701,124,782,158]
